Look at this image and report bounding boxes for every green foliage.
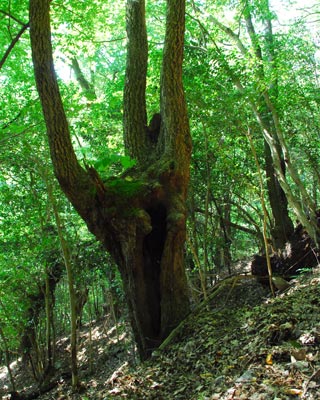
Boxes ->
[93,153,136,176]
[1,0,320,374]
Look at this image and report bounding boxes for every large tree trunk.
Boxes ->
[264,139,294,248]
[29,0,191,360]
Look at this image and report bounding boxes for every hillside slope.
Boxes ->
[1,269,320,400]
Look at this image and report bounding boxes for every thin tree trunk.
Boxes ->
[243,3,294,248]
[247,128,275,296]
[0,324,16,393]
[44,267,53,371]
[211,6,294,249]
[48,187,79,389]
[210,35,319,247]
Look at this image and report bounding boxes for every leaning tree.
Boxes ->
[29,0,192,359]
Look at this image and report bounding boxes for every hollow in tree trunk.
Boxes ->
[29,0,191,360]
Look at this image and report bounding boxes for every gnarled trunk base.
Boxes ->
[252,222,319,281]
[98,186,190,359]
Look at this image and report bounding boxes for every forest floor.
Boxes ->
[1,265,320,400]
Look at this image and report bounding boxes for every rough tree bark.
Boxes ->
[29,0,191,360]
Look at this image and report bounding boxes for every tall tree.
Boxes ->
[203,2,294,249]
[242,0,294,249]
[29,0,191,359]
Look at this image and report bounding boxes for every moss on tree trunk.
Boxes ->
[30,0,191,359]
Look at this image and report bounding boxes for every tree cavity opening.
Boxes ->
[142,204,167,336]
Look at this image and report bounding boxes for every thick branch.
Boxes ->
[243,5,263,62]
[71,58,96,99]
[123,0,148,162]
[29,0,93,216]
[210,16,248,56]
[161,0,192,172]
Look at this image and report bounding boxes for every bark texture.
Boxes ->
[264,139,294,248]
[30,0,191,359]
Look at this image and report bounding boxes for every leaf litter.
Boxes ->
[1,267,320,400]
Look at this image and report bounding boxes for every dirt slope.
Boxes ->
[1,269,320,400]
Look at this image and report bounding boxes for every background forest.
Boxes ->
[1,0,320,397]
